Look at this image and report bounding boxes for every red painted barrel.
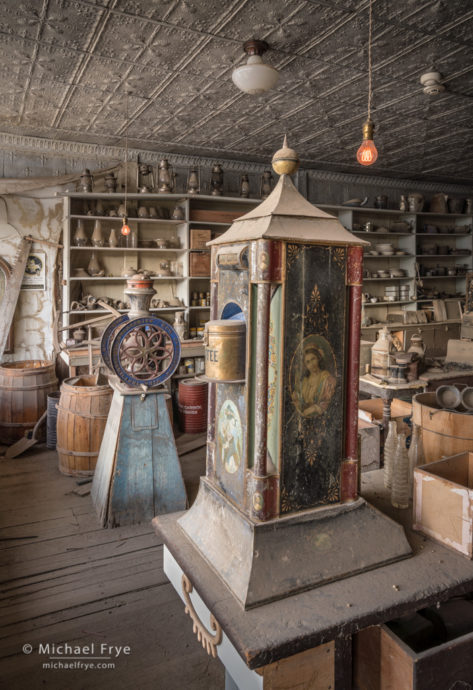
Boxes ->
[178,379,208,433]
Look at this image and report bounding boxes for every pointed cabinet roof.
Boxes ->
[208,174,369,247]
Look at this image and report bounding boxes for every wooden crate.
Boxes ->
[354,623,473,690]
[189,209,241,223]
[413,452,473,557]
[358,398,412,435]
[189,252,210,277]
[190,228,212,250]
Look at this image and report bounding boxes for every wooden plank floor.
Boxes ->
[0,443,224,689]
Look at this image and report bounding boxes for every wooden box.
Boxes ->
[189,209,241,223]
[190,228,211,250]
[354,623,473,690]
[189,252,210,277]
[358,398,412,435]
[413,452,473,557]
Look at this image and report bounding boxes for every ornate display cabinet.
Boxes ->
[178,144,411,609]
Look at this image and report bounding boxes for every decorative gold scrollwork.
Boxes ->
[181,574,222,658]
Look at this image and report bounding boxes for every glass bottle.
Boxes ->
[91,219,105,247]
[391,433,409,509]
[383,420,398,490]
[87,251,102,276]
[108,227,119,248]
[407,424,424,497]
[73,219,88,246]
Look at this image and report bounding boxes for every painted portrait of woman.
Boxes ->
[290,335,336,417]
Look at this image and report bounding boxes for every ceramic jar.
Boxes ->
[448,198,465,214]
[173,312,186,341]
[429,193,448,214]
[137,206,149,218]
[374,195,388,209]
[408,333,425,359]
[408,193,424,212]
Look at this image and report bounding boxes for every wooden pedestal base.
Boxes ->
[177,477,412,609]
[91,381,187,527]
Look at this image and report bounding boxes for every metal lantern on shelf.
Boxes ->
[157,159,175,193]
[137,163,155,193]
[178,138,412,609]
[186,166,200,195]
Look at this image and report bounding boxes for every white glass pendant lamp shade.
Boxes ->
[232,40,279,95]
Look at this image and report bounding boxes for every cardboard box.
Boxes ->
[189,252,210,277]
[413,452,473,558]
[190,228,211,250]
[358,419,380,472]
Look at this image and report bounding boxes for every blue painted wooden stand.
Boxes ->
[91,379,187,528]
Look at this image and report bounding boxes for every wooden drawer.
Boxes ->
[190,228,212,249]
[190,209,241,223]
[354,622,473,690]
[189,252,210,277]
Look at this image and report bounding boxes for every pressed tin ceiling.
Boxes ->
[1,0,473,183]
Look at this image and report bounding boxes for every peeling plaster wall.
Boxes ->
[1,190,62,362]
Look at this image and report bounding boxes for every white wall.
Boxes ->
[1,189,62,362]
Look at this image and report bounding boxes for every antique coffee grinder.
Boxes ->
[91,271,186,527]
[177,138,411,608]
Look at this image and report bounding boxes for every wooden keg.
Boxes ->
[413,392,473,463]
[56,375,112,477]
[0,360,58,444]
[178,379,208,433]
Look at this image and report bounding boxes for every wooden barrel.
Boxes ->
[413,392,473,463]
[178,379,208,433]
[0,360,58,444]
[56,375,112,477]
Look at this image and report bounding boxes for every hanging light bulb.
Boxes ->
[356,0,378,167]
[121,217,130,236]
[121,90,130,236]
[357,119,378,166]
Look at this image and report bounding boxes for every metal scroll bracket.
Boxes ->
[181,574,222,658]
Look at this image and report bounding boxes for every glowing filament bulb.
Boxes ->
[357,119,378,167]
[121,217,130,235]
[357,139,378,166]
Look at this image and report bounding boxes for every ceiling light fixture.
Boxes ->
[420,72,445,96]
[121,90,131,237]
[232,40,279,95]
[356,0,378,167]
